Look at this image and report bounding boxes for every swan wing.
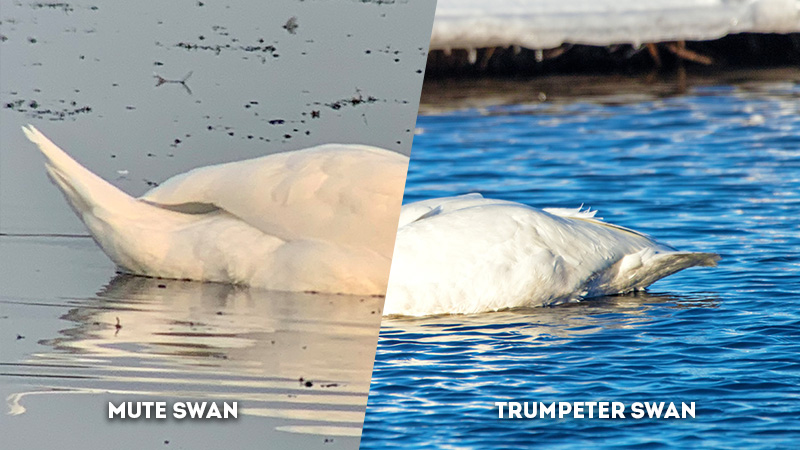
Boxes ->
[398,193,518,226]
[142,145,409,257]
[401,196,648,240]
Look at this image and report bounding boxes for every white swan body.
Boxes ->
[24,125,408,295]
[385,194,719,316]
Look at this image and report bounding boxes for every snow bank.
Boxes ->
[431,0,800,51]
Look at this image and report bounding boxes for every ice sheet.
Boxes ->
[432,0,800,50]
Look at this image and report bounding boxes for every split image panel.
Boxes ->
[364,2,800,449]
[0,1,434,449]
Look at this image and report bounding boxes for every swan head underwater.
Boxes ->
[23,125,408,296]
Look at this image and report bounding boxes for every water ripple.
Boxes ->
[363,80,800,449]
[1,264,382,438]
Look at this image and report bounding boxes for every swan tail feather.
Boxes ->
[23,125,140,219]
[589,250,720,297]
[623,251,720,292]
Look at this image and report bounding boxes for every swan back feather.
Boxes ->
[142,144,408,258]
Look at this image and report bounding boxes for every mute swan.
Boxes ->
[23,125,408,295]
[384,194,719,316]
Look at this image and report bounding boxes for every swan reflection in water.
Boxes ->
[380,291,720,345]
[6,274,383,437]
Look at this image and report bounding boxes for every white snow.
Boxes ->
[431,0,800,51]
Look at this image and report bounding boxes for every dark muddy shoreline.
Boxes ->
[425,33,800,78]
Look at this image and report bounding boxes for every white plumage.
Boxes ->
[25,126,718,315]
[385,194,719,316]
[24,125,408,295]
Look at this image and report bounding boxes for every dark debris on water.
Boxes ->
[173,23,279,65]
[310,89,379,111]
[4,97,92,120]
[29,3,99,13]
[283,17,298,35]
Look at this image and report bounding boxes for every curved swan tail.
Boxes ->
[22,125,139,221]
[618,251,720,294]
[637,251,720,287]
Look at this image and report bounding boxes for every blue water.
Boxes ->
[361,79,800,449]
